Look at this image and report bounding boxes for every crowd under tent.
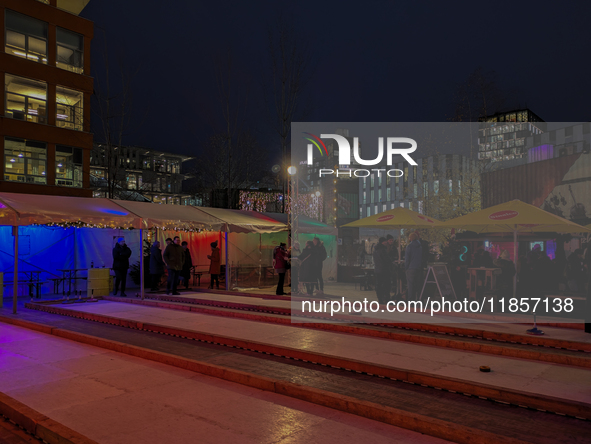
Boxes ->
[0,192,287,313]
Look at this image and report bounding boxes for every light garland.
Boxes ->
[31,222,214,233]
[239,191,284,212]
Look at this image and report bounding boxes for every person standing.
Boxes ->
[493,250,515,299]
[290,242,301,294]
[298,241,316,295]
[112,237,132,297]
[373,237,391,305]
[207,241,221,289]
[163,236,184,295]
[405,232,423,301]
[180,241,193,290]
[273,242,289,295]
[566,249,585,292]
[149,240,165,292]
[312,237,327,295]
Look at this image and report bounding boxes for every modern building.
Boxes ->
[90,144,193,205]
[1,0,93,196]
[481,122,591,223]
[359,154,480,219]
[478,109,546,162]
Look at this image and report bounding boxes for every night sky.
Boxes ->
[81,0,591,163]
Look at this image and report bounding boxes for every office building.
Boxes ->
[1,0,93,196]
[478,109,546,162]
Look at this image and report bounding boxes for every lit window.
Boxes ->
[56,86,83,130]
[5,10,47,63]
[4,137,46,184]
[55,145,83,187]
[57,27,83,73]
[5,74,47,124]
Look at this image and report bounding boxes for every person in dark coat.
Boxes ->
[567,249,585,292]
[112,237,132,297]
[473,246,493,268]
[493,250,515,299]
[290,242,301,294]
[180,241,193,290]
[298,241,316,295]
[207,241,221,289]
[273,242,289,295]
[312,237,327,295]
[405,232,423,301]
[163,236,184,295]
[149,240,165,291]
[373,237,391,304]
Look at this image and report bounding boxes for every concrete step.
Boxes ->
[1,309,589,444]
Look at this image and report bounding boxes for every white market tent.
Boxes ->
[0,192,287,313]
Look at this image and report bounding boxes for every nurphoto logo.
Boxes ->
[303,133,418,178]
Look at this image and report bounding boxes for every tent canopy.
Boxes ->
[197,208,287,233]
[0,192,288,234]
[342,207,441,229]
[0,193,140,228]
[438,200,591,233]
[112,200,225,231]
[261,212,337,235]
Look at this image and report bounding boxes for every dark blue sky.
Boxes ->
[81,0,591,161]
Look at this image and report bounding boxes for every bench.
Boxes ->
[3,280,47,298]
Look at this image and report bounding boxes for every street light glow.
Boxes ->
[287,166,297,175]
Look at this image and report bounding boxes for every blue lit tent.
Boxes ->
[0,193,288,312]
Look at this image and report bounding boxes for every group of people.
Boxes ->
[372,231,429,304]
[111,237,221,296]
[273,237,327,296]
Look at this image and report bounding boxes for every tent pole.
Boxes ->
[513,230,518,299]
[140,229,144,300]
[398,230,401,262]
[225,232,229,291]
[12,226,18,314]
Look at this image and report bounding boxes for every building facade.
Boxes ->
[481,122,591,223]
[90,144,193,205]
[478,109,546,162]
[0,0,93,196]
[359,154,480,219]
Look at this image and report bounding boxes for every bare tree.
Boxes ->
[265,11,312,212]
[452,67,510,159]
[189,131,269,207]
[91,30,144,198]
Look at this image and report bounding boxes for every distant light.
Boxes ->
[57,163,63,167]
[10,159,15,162]
[287,166,297,175]
[18,153,23,158]
[315,191,321,197]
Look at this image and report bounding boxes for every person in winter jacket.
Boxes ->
[163,236,184,295]
[274,242,289,295]
[208,241,221,289]
[312,237,327,294]
[405,232,423,301]
[180,241,193,290]
[298,241,316,295]
[112,237,132,297]
[373,237,391,304]
[149,240,165,291]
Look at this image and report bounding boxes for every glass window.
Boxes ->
[387,188,391,201]
[5,10,47,63]
[56,86,83,130]
[4,137,46,184]
[5,74,47,124]
[366,207,370,217]
[55,145,83,187]
[126,173,137,190]
[56,27,83,73]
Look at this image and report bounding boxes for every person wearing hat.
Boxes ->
[112,237,132,297]
[163,236,184,295]
[273,242,289,295]
[493,250,515,299]
[207,241,221,289]
[373,237,391,304]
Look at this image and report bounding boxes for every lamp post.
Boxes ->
[287,166,298,247]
